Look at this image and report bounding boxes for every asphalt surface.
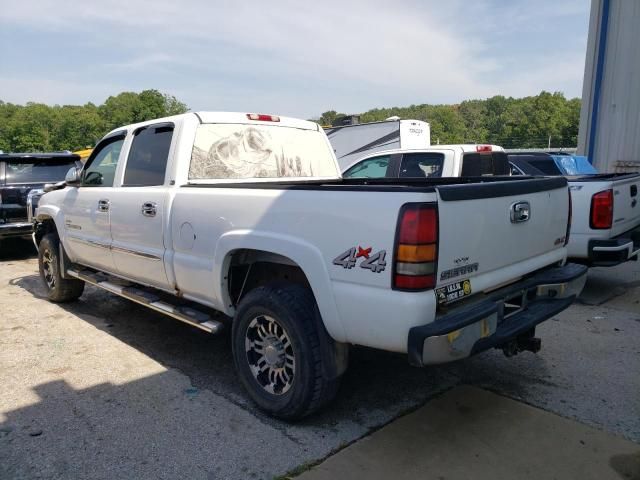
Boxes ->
[1,237,639,479]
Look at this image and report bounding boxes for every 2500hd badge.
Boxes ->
[440,262,479,281]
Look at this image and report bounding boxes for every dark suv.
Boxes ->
[0,152,81,243]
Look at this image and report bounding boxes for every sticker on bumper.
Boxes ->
[436,279,472,305]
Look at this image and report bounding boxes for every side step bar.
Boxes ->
[67,269,223,334]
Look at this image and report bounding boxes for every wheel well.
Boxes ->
[34,217,58,246]
[227,249,311,306]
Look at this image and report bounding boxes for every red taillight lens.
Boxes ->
[394,203,438,291]
[590,189,613,229]
[565,188,572,246]
[246,113,280,122]
[476,145,492,153]
[399,206,437,244]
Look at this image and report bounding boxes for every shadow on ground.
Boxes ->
[0,238,37,262]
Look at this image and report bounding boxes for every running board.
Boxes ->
[67,269,223,334]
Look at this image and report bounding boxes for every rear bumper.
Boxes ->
[407,263,588,367]
[0,222,33,240]
[587,227,640,266]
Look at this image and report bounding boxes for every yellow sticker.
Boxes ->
[463,280,472,295]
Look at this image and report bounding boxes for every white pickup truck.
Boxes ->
[341,144,510,179]
[509,152,640,266]
[34,112,587,419]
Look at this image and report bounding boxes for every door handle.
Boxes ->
[141,202,157,217]
[98,199,110,212]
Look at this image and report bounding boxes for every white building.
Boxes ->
[577,0,640,172]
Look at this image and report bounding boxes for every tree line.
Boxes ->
[0,90,188,153]
[0,89,580,152]
[314,91,581,149]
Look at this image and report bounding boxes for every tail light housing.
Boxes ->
[565,188,572,246]
[393,203,438,290]
[590,189,613,229]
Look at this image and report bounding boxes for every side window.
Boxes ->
[82,136,125,187]
[123,124,174,187]
[399,153,444,178]
[343,155,390,178]
[510,163,524,175]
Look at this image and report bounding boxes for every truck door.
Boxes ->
[61,133,125,272]
[109,123,173,289]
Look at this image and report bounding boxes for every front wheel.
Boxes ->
[232,283,341,420]
[38,234,84,303]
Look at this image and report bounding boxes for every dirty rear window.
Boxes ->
[189,124,339,180]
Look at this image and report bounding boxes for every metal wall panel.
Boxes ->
[578,0,640,172]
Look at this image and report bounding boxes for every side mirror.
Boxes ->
[43,181,67,193]
[65,166,82,186]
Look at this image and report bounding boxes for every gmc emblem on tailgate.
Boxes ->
[510,201,530,223]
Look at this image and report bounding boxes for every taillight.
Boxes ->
[590,189,613,229]
[476,145,492,153]
[565,188,572,246]
[393,203,438,291]
[246,113,280,122]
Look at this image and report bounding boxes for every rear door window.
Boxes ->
[399,152,444,178]
[461,152,510,176]
[343,155,391,178]
[123,124,174,186]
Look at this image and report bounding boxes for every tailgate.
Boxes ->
[611,175,640,236]
[435,177,568,293]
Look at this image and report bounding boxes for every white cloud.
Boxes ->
[1,0,589,117]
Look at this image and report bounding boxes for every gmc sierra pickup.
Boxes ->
[34,112,587,419]
[509,152,640,266]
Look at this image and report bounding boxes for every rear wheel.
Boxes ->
[38,234,84,302]
[232,283,341,420]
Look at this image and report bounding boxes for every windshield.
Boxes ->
[5,159,76,184]
[189,123,339,180]
[551,155,598,175]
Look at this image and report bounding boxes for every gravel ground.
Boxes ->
[0,238,638,479]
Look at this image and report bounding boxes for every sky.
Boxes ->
[0,0,591,119]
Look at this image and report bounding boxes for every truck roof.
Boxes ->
[0,152,81,162]
[105,112,321,137]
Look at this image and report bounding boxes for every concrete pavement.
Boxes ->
[298,386,640,480]
[1,238,639,479]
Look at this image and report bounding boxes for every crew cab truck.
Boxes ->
[509,152,640,266]
[0,152,81,244]
[34,112,587,419]
[341,144,510,179]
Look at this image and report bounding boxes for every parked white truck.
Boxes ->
[34,112,587,419]
[341,144,510,179]
[509,152,640,266]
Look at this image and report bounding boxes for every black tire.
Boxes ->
[38,233,84,303]
[232,283,341,420]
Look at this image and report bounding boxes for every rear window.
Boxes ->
[399,152,444,178]
[189,124,339,180]
[461,152,510,176]
[5,159,76,184]
[528,159,563,175]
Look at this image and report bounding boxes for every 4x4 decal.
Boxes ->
[333,246,386,273]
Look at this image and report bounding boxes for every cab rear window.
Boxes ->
[461,152,510,176]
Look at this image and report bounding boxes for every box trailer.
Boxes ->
[325,119,430,172]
